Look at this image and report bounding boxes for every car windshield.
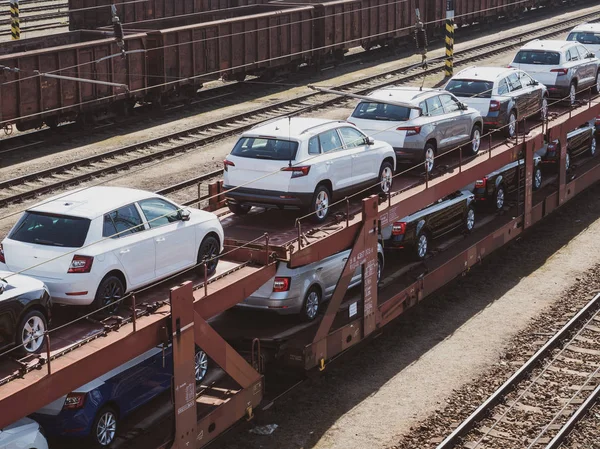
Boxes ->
[9,211,90,247]
[231,137,299,161]
[351,101,411,121]
[513,50,560,65]
[567,32,600,45]
[445,79,493,98]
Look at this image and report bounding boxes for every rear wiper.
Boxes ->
[34,238,62,246]
[254,155,274,159]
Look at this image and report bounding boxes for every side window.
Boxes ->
[138,198,181,229]
[319,129,344,153]
[338,127,366,149]
[497,78,509,95]
[507,73,522,91]
[425,96,444,116]
[418,101,428,115]
[577,45,589,59]
[519,72,533,87]
[308,136,320,155]
[105,204,144,237]
[103,214,119,238]
[440,94,460,113]
[567,49,579,61]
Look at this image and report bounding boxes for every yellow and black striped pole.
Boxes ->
[444,0,454,78]
[10,0,19,40]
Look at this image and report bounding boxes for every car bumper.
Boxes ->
[38,275,97,305]
[393,147,424,163]
[384,234,407,248]
[483,113,509,129]
[236,295,303,315]
[544,84,570,99]
[223,186,313,209]
[32,410,93,439]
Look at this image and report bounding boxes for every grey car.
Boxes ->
[348,87,484,174]
[445,66,549,138]
[237,244,384,321]
[510,40,600,105]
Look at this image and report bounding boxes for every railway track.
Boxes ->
[436,291,600,449]
[2,9,598,211]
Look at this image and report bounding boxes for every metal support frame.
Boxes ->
[9,0,18,40]
[444,0,454,78]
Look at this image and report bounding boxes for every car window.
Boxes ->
[497,78,509,95]
[308,136,320,155]
[519,72,533,87]
[351,101,411,121]
[567,49,579,61]
[105,204,144,237]
[513,50,560,65]
[425,96,444,116]
[231,137,299,161]
[9,212,90,248]
[440,94,461,113]
[568,31,600,45]
[319,129,344,153]
[338,127,366,149]
[418,101,427,115]
[507,73,522,91]
[103,215,118,239]
[138,198,181,229]
[576,45,590,59]
[445,79,493,98]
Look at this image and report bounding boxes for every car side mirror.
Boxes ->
[0,279,5,295]
[529,80,539,86]
[180,209,191,221]
[588,53,596,59]
[460,102,468,110]
[365,136,375,145]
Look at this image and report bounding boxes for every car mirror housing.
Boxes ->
[365,136,375,145]
[180,209,191,221]
[460,102,468,110]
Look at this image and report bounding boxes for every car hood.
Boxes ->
[0,271,46,302]
[189,208,221,223]
[0,417,38,436]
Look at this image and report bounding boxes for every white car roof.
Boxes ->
[570,23,600,33]
[364,87,440,105]
[453,66,518,82]
[520,39,576,52]
[242,117,345,140]
[27,186,161,220]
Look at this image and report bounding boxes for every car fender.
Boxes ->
[310,164,332,192]
[377,141,397,170]
[195,221,225,253]
[416,219,427,236]
[98,254,131,292]
[495,175,504,188]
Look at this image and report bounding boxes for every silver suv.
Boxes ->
[510,40,600,105]
[237,244,384,321]
[348,87,483,173]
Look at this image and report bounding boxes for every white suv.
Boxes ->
[0,186,224,311]
[567,23,600,59]
[223,118,396,222]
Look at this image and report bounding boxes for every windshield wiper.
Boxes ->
[33,238,63,246]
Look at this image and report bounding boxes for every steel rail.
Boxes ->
[1,10,597,211]
[435,290,600,449]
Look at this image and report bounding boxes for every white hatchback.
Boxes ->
[223,118,396,222]
[0,186,224,311]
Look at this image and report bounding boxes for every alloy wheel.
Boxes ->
[466,209,475,231]
[380,166,393,193]
[305,291,319,320]
[508,113,516,137]
[96,411,117,446]
[424,147,435,173]
[570,84,577,105]
[315,190,329,220]
[21,316,45,353]
[591,137,597,156]
[417,234,428,259]
[202,239,219,273]
[566,152,571,171]
[471,128,481,154]
[496,188,505,210]
[541,97,548,120]
[195,350,208,382]
[101,280,123,314]
[534,168,542,190]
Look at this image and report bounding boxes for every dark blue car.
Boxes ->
[31,345,208,447]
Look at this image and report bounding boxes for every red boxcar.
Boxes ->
[0,31,148,131]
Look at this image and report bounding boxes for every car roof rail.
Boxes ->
[299,120,346,135]
[250,116,289,130]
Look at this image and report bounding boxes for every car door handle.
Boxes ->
[119,249,130,254]
[316,267,323,272]
[155,237,166,242]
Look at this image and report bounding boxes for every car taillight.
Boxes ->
[273,277,291,292]
[475,177,487,189]
[282,166,311,178]
[489,100,501,112]
[63,392,86,410]
[223,159,235,171]
[68,255,94,273]
[396,126,421,136]
[392,222,406,236]
[0,243,5,264]
[595,115,600,125]
[550,68,568,76]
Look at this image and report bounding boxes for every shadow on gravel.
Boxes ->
[211,182,600,449]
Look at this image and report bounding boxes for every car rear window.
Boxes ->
[351,102,411,121]
[445,79,493,98]
[9,212,90,247]
[567,32,600,45]
[513,50,560,65]
[231,137,299,161]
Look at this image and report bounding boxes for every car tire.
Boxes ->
[590,135,597,156]
[378,161,394,194]
[377,254,384,285]
[309,185,331,224]
[423,143,436,174]
[565,151,571,172]
[414,231,428,261]
[494,184,505,210]
[464,206,475,233]
[505,110,517,138]
[91,405,118,448]
[540,95,549,121]
[227,202,251,215]
[533,166,543,191]
[15,310,47,356]
[92,275,124,315]
[194,346,209,383]
[301,286,321,322]
[467,125,482,156]
[197,235,220,277]
[594,72,600,95]
[569,82,577,106]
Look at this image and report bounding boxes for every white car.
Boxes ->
[223,118,396,223]
[0,186,224,311]
[0,418,49,449]
[567,23,600,59]
[509,40,600,105]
